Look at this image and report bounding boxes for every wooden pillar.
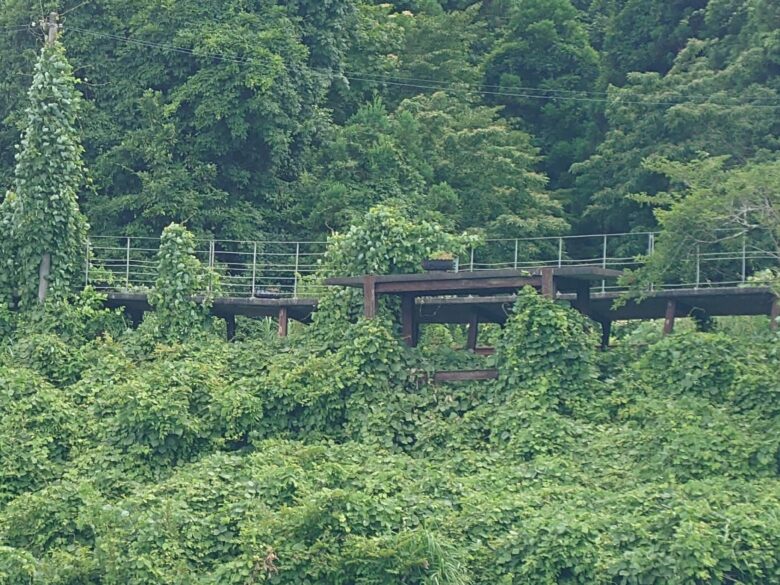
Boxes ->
[363,276,377,319]
[771,297,779,332]
[466,315,479,351]
[600,320,612,350]
[573,281,591,316]
[663,300,677,335]
[278,306,289,337]
[541,268,556,299]
[401,294,418,347]
[225,314,236,342]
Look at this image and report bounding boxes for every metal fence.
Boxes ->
[87,236,329,298]
[84,231,778,298]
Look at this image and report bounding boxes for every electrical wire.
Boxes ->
[46,25,780,109]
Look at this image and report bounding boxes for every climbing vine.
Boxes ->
[147,223,215,341]
[0,43,88,308]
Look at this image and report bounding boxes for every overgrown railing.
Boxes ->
[84,231,778,298]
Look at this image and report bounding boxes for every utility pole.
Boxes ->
[46,11,59,46]
[37,12,59,303]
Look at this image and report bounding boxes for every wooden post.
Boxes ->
[771,297,779,332]
[278,306,289,337]
[363,275,377,319]
[541,268,556,299]
[225,314,236,342]
[467,314,479,351]
[663,300,677,335]
[600,320,612,350]
[401,294,417,347]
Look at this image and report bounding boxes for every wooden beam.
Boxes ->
[374,276,540,295]
[466,314,479,350]
[225,314,236,342]
[433,369,499,383]
[401,294,417,346]
[771,297,779,332]
[474,347,496,356]
[541,268,556,299]
[278,306,289,337]
[363,275,377,319]
[663,300,677,335]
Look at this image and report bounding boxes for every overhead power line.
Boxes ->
[18,24,780,110]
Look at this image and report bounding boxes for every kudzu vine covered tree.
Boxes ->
[0,42,88,308]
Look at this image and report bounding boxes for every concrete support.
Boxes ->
[771,297,779,332]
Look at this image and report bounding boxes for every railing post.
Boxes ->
[513,239,518,270]
[125,237,131,290]
[251,242,257,297]
[469,247,474,272]
[558,237,563,267]
[601,234,607,293]
[648,233,655,291]
[208,240,215,294]
[293,242,300,298]
[84,239,90,288]
[741,235,747,283]
[695,244,701,289]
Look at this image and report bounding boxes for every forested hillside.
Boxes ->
[0,0,777,240]
[1,1,780,584]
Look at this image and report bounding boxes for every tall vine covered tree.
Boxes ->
[0,42,88,308]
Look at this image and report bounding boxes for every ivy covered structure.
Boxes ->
[0,42,88,308]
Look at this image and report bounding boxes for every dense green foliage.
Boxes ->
[1,212,779,583]
[1,1,780,583]
[0,0,776,242]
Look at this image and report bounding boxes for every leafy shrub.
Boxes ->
[637,331,740,403]
[497,287,597,413]
[0,368,77,505]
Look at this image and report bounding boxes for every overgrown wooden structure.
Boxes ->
[325,267,621,347]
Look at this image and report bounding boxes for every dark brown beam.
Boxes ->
[401,294,417,347]
[541,268,556,299]
[466,315,479,351]
[474,347,496,356]
[433,369,499,383]
[278,306,289,337]
[363,276,377,319]
[663,300,677,335]
[374,276,540,295]
[771,297,779,332]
